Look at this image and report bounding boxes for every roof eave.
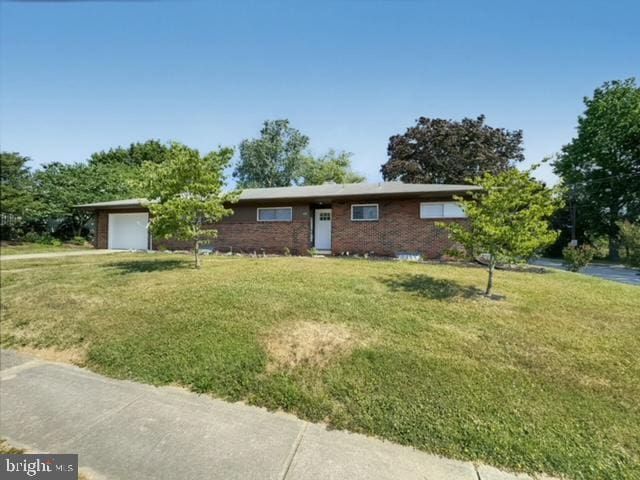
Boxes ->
[236,187,481,203]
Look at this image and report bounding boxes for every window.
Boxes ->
[351,204,379,221]
[420,202,466,219]
[257,207,292,222]
[318,212,331,221]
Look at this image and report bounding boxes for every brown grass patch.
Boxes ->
[0,439,92,479]
[0,439,25,454]
[264,321,362,371]
[18,346,87,366]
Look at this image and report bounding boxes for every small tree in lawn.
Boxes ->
[438,168,562,297]
[139,142,238,269]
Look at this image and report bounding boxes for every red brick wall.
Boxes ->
[94,199,465,258]
[331,199,464,259]
[154,204,312,255]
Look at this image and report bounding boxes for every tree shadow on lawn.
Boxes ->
[381,273,482,300]
[104,259,191,274]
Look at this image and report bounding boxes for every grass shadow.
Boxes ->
[381,273,482,300]
[104,259,191,274]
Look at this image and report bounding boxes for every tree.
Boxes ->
[438,168,562,296]
[0,152,42,239]
[139,143,237,268]
[234,120,310,188]
[553,78,640,260]
[35,162,135,237]
[299,150,365,185]
[381,115,524,184]
[89,140,169,167]
[618,221,640,267]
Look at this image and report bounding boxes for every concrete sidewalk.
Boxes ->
[0,249,119,261]
[0,350,552,480]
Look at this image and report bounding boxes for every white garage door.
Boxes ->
[108,213,149,250]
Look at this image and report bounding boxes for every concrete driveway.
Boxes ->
[532,258,640,286]
[0,349,556,480]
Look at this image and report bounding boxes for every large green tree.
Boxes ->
[35,162,135,236]
[438,168,561,296]
[89,139,169,167]
[233,120,310,188]
[0,152,40,219]
[139,143,237,268]
[553,78,640,259]
[381,115,524,184]
[299,150,365,185]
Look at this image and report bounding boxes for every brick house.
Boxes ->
[77,182,479,258]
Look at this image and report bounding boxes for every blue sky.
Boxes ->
[1,0,638,186]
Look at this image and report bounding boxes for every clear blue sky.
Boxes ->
[1,0,638,186]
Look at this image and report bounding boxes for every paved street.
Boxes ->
[532,258,640,286]
[0,349,554,480]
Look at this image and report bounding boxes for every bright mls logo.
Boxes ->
[1,454,78,479]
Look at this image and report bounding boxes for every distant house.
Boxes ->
[77,182,479,258]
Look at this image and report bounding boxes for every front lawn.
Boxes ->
[0,242,94,256]
[1,254,638,480]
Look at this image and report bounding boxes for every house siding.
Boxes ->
[93,198,465,258]
[332,199,463,258]
[153,204,312,255]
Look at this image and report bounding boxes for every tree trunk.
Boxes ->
[485,258,495,297]
[194,239,201,269]
[609,235,620,262]
[72,216,82,237]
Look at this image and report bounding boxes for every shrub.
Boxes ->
[36,234,58,245]
[307,247,319,256]
[618,221,640,267]
[20,232,60,245]
[283,247,291,256]
[562,244,594,272]
[71,236,87,245]
[22,231,41,243]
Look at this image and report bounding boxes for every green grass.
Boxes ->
[1,254,638,479]
[0,242,93,256]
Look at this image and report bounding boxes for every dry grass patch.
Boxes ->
[0,439,92,479]
[264,321,364,371]
[18,346,87,366]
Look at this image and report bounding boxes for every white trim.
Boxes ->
[256,206,293,222]
[351,203,379,221]
[420,202,466,219]
[314,208,332,250]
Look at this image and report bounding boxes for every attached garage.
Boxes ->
[75,199,152,250]
[108,212,149,250]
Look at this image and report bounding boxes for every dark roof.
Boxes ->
[238,182,479,201]
[76,182,479,209]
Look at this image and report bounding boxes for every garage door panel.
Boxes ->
[108,213,149,250]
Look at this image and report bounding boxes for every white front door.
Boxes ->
[314,209,332,251]
[108,212,149,250]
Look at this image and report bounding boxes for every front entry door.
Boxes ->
[314,209,332,251]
